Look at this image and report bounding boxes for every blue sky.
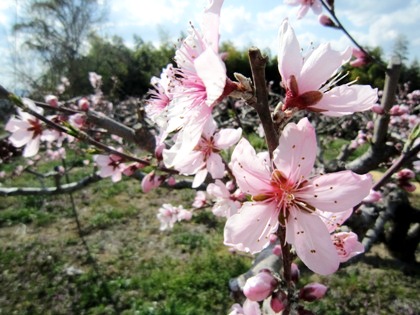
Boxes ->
[1,0,420,92]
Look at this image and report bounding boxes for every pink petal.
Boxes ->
[23,137,40,157]
[8,128,33,147]
[193,168,208,188]
[312,85,378,116]
[298,171,372,212]
[202,118,217,138]
[194,47,226,106]
[201,0,224,53]
[299,44,352,93]
[286,207,339,275]
[207,179,230,198]
[277,19,302,84]
[273,118,316,182]
[319,208,353,233]
[231,139,272,196]
[207,153,225,179]
[214,127,242,149]
[224,201,279,254]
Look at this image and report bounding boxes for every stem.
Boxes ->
[319,0,387,71]
[247,47,279,157]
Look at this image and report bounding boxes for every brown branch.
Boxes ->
[247,47,279,157]
[346,58,402,174]
[0,173,102,197]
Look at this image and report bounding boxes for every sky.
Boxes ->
[1,0,420,93]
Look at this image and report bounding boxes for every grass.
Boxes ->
[0,148,419,314]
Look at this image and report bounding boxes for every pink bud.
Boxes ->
[366,121,374,130]
[299,283,328,302]
[400,181,417,193]
[270,290,287,313]
[269,234,278,244]
[396,168,415,180]
[167,176,177,186]
[371,104,384,115]
[318,14,336,27]
[291,263,300,283]
[362,189,382,203]
[243,270,278,302]
[141,171,163,193]
[272,245,282,257]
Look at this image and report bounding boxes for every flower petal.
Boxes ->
[286,207,339,275]
[278,19,303,84]
[207,152,225,179]
[299,44,352,93]
[273,118,316,182]
[201,0,224,53]
[214,127,242,149]
[231,138,272,196]
[224,201,279,254]
[312,85,378,116]
[298,171,372,212]
[194,47,227,106]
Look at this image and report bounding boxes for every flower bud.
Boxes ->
[299,283,328,302]
[272,245,282,256]
[291,263,300,283]
[362,189,382,203]
[243,270,278,302]
[270,290,287,313]
[318,14,336,28]
[371,104,384,115]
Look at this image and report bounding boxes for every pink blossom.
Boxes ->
[331,232,365,262]
[350,48,370,67]
[362,189,382,203]
[285,0,322,19]
[78,97,90,111]
[157,204,179,231]
[157,204,192,230]
[89,72,102,89]
[207,179,242,217]
[145,64,177,130]
[94,153,126,182]
[299,282,328,302]
[192,191,207,208]
[389,105,409,116]
[161,0,238,160]
[278,19,378,116]
[45,95,59,107]
[122,162,146,176]
[163,119,242,188]
[141,171,164,193]
[371,104,384,115]
[243,270,278,302]
[224,118,372,275]
[5,99,45,157]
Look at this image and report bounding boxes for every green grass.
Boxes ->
[0,140,419,315]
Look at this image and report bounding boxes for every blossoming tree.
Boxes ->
[1,0,419,314]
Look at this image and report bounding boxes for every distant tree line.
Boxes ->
[8,0,420,102]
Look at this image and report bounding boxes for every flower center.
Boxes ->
[283,75,323,111]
